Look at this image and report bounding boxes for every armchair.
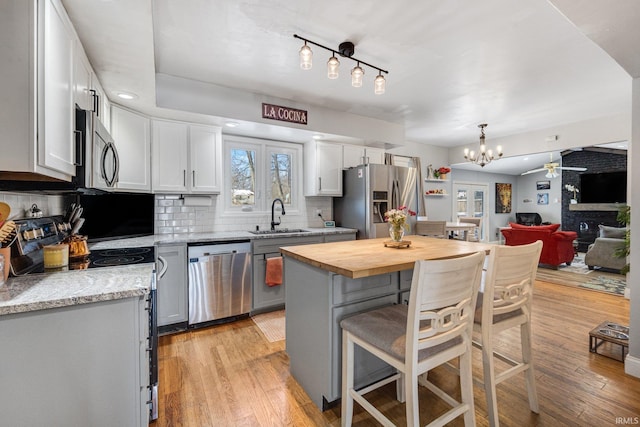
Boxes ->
[584,225,626,272]
[501,223,577,269]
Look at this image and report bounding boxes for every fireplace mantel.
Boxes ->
[569,203,626,212]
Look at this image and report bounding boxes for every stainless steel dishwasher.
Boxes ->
[187,241,252,326]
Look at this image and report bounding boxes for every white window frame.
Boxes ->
[223,135,302,215]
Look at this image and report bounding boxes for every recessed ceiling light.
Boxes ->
[225,121,239,128]
[523,157,529,161]
[116,92,137,100]
[312,134,323,140]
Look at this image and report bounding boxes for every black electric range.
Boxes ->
[9,215,155,276]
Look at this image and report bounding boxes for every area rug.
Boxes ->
[251,309,285,342]
[558,255,591,275]
[536,253,626,296]
[579,276,627,296]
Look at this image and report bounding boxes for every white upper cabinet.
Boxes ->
[110,105,151,192]
[304,140,343,196]
[342,144,386,169]
[152,120,189,193]
[73,42,93,112]
[92,77,111,131]
[189,124,222,193]
[38,0,77,177]
[152,119,222,194]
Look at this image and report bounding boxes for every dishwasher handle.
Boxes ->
[202,250,241,256]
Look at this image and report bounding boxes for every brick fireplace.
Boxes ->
[561,147,627,252]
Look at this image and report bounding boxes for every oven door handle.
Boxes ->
[157,255,168,279]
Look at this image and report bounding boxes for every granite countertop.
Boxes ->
[90,227,356,249]
[0,227,355,317]
[0,264,154,316]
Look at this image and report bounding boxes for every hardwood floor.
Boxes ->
[155,281,639,426]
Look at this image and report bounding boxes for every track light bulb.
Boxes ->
[374,72,385,94]
[327,54,340,79]
[351,64,364,88]
[299,42,312,70]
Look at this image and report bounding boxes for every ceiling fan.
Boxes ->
[521,153,586,178]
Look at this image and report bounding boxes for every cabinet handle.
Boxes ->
[183,170,186,187]
[73,130,83,166]
[192,170,195,187]
[89,89,98,115]
[318,177,322,191]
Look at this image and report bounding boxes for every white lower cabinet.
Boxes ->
[0,296,150,427]
[157,244,188,327]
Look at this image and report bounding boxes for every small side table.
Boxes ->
[589,321,629,362]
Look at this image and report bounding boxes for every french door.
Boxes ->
[452,181,489,241]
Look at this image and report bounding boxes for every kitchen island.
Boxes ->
[280,236,494,409]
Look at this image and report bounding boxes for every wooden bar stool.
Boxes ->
[341,251,485,426]
[473,240,543,427]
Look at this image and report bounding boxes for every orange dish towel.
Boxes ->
[265,256,283,287]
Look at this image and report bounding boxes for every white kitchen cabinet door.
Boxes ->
[92,77,111,130]
[111,105,151,192]
[152,119,189,193]
[304,140,343,196]
[73,41,93,111]
[38,0,77,177]
[342,144,366,169]
[189,124,222,193]
[365,147,386,165]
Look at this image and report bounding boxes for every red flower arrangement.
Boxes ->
[433,166,451,178]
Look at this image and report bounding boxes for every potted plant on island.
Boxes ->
[384,206,416,242]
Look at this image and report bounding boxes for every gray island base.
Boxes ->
[281,236,493,409]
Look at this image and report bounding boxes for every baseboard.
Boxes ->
[625,355,640,378]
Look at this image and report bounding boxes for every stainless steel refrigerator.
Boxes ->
[334,164,418,239]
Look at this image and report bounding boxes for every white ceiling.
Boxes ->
[61,0,638,174]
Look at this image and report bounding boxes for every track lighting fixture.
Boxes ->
[294,34,389,95]
[299,41,312,70]
[463,124,503,167]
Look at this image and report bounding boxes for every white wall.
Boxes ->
[625,78,639,377]
[516,173,562,225]
[387,141,450,220]
[448,169,519,242]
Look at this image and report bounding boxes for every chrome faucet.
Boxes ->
[271,198,286,231]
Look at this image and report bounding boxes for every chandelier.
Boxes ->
[463,124,503,167]
[294,34,388,95]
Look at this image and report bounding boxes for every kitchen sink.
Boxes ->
[249,228,310,235]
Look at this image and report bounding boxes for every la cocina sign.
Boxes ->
[262,103,307,125]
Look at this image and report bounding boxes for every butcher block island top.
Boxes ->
[280,235,495,279]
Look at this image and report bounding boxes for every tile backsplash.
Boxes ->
[0,191,334,235]
[154,194,333,234]
[0,192,67,220]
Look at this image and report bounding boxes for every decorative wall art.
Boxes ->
[537,193,549,205]
[536,180,551,190]
[495,183,512,213]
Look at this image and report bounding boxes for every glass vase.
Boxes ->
[389,224,405,242]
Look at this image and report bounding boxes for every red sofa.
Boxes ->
[501,223,577,269]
